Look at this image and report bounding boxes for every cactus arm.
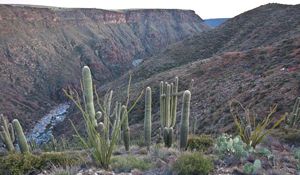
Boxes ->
[0,131,15,152]
[160,81,165,128]
[82,66,97,127]
[180,90,191,150]
[171,77,179,127]
[106,90,113,118]
[8,123,15,142]
[12,119,29,153]
[121,105,130,151]
[165,83,171,127]
[144,87,152,150]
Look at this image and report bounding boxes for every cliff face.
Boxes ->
[0,5,210,127]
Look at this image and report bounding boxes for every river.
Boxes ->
[27,103,70,145]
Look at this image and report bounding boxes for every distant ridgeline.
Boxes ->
[204,18,228,28]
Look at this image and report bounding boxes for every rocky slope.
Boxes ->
[92,3,300,138]
[132,3,300,82]
[0,4,210,127]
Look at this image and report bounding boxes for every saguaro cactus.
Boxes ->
[12,119,30,153]
[159,77,179,147]
[121,105,130,151]
[82,66,97,127]
[180,90,191,150]
[0,115,15,152]
[144,87,152,150]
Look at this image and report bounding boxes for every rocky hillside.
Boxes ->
[132,3,300,82]
[0,5,210,127]
[93,3,300,137]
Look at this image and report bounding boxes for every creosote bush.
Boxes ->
[187,134,214,152]
[172,152,213,175]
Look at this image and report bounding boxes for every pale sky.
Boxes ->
[0,0,299,19]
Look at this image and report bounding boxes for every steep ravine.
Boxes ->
[0,5,210,129]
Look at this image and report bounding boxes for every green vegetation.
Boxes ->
[243,159,262,174]
[144,87,152,150]
[121,105,130,151]
[82,66,97,127]
[111,155,153,173]
[215,134,250,159]
[12,119,30,154]
[1,65,297,174]
[230,100,287,148]
[187,134,214,152]
[0,152,85,175]
[0,115,15,152]
[172,152,213,175]
[256,147,273,159]
[293,148,300,171]
[64,66,142,169]
[288,97,300,128]
[159,77,179,147]
[0,116,30,154]
[179,90,191,150]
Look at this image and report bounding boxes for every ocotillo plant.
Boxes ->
[144,87,152,150]
[82,66,97,127]
[0,115,15,152]
[289,97,300,128]
[160,77,179,147]
[12,119,30,154]
[180,90,191,150]
[102,90,113,142]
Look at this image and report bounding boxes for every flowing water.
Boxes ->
[27,103,70,145]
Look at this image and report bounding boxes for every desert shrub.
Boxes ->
[187,134,214,152]
[172,152,213,175]
[111,155,153,173]
[0,152,85,175]
[39,152,86,166]
[230,100,287,148]
[214,134,251,159]
[151,145,180,161]
[243,159,262,174]
[0,153,42,175]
